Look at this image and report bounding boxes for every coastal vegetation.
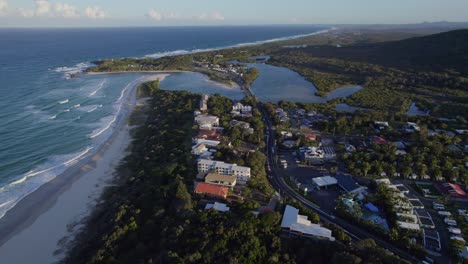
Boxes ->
[86,28,468,117]
[64,82,409,264]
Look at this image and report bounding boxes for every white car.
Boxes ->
[448,228,462,235]
[433,205,445,210]
[450,236,466,242]
[438,211,451,216]
[444,218,457,226]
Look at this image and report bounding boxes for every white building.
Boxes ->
[192,144,208,155]
[193,138,220,147]
[232,102,252,113]
[281,205,335,241]
[195,115,219,129]
[205,202,230,212]
[200,94,209,111]
[197,159,251,184]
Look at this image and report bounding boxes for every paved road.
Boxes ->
[258,103,420,263]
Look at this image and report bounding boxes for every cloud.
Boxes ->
[54,3,78,18]
[147,9,180,21]
[147,9,162,21]
[198,11,225,21]
[0,0,8,15]
[85,6,106,19]
[18,8,34,17]
[34,0,51,16]
[16,1,79,18]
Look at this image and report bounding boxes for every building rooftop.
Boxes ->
[205,173,237,185]
[281,205,335,241]
[205,202,230,212]
[335,174,364,193]
[312,176,337,187]
[195,183,229,198]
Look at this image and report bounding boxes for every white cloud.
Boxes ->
[18,8,34,17]
[54,3,78,18]
[212,11,224,21]
[85,6,106,19]
[35,0,51,16]
[198,11,225,21]
[147,9,180,21]
[147,9,162,21]
[0,0,8,15]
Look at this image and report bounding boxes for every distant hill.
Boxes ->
[306,29,468,74]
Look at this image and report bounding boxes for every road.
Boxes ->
[257,102,420,263]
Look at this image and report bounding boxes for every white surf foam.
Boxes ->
[89,80,107,97]
[144,28,333,58]
[58,99,69,104]
[0,147,93,219]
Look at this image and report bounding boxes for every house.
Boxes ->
[403,122,420,133]
[194,183,229,199]
[335,174,367,195]
[281,205,335,241]
[192,144,208,155]
[304,133,319,141]
[197,159,251,184]
[312,176,337,189]
[276,108,289,122]
[205,202,230,212]
[232,102,252,113]
[195,115,219,129]
[199,94,209,111]
[374,121,389,130]
[230,120,254,134]
[193,138,220,147]
[299,146,325,164]
[372,136,388,145]
[194,129,221,141]
[205,173,237,188]
[436,183,468,201]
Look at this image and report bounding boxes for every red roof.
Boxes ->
[372,136,388,145]
[437,183,468,198]
[195,183,228,199]
[304,134,318,140]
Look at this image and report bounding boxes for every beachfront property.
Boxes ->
[194,115,219,129]
[205,202,230,212]
[200,94,209,111]
[197,159,251,184]
[231,102,252,117]
[281,205,335,241]
[275,108,289,122]
[194,182,229,199]
[204,173,237,188]
[230,120,254,134]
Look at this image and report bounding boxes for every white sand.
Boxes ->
[0,74,166,264]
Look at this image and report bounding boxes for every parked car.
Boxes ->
[444,218,457,226]
[438,211,451,216]
[448,227,462,235]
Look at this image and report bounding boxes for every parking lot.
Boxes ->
[277,150,341,213]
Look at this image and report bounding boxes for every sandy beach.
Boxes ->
[86,70,188,75]
[0,74,166,264]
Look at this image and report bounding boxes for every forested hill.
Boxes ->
[305,29,468,74]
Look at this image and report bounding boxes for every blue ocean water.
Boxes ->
[0,26,326,218]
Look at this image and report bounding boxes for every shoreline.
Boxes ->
[0,74,164,264]
[86,70,189,75]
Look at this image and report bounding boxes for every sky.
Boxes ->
[0,0,467,27]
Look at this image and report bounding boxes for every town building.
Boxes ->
[205,202,230,212]
[199,94,209,111]
[204,173,237,188]
[232,102,252,113]
[194,182,229,199]
[197,159,251,184]
[312,176,337,189]
[281,205,335,241]
[335,174,368,196]
[194,115,219,129]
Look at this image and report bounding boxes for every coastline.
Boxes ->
[86,70,188,75]
[0,74,165,264]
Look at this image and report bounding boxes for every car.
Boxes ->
[438,211,451,216]
[444,218,457,226]
[450,236,466,242]
[448,227,462,235]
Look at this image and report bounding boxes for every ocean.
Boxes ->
[0,25,327,219]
